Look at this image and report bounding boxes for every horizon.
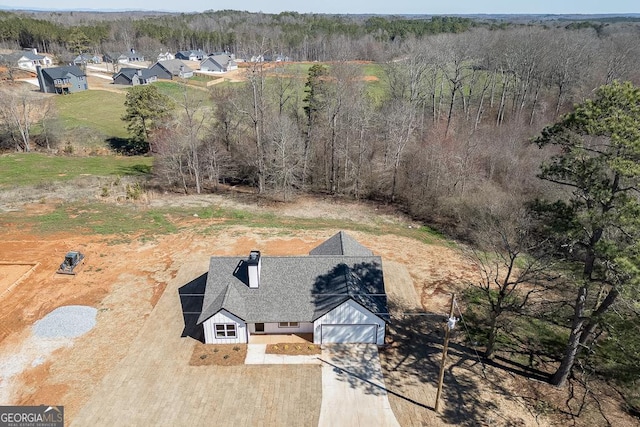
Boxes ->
[0,0,637,15]
[1,7,640,16]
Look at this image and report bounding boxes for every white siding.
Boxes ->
[202,310,247,344]
[248,322,314,334]
[313,299,385,345]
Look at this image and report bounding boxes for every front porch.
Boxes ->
[248,333,313,344]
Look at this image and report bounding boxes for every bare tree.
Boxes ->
[174,86,207,194]
[264,113,304,201]
[0,87,46,152]
[467,206,553,358]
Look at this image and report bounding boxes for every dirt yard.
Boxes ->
[0,195,636,426]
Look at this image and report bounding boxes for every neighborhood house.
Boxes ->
[175,49,206,61]
[200,54,238,73]
[157,51,175,61]
[148,59,194,79]
[103,49,144,64]
[36,65,88,94]
[9,48,53,71]
[112,68,158,86]
[180,232,389,345]
[73,53,101,66]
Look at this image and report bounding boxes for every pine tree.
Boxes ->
[533,81,640,386]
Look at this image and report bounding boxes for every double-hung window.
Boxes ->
[215,323,237,338]
[278,322,299,328]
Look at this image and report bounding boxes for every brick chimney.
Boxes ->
[247,251,261,289]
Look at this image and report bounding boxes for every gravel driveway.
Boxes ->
[318,344,400,427]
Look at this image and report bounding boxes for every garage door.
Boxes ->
[321,324,377,344]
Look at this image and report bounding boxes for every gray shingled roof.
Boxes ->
[197,253,388,325]
[309,231,374,256]
[155,59,193,74]
[177,49,206,57]
[20,51,45,61]
[41,66,85,79]
[202,54,233,68]
[113,67,157,80]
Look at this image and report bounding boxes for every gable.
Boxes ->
[309,231,374,256]
[314,298,387,324]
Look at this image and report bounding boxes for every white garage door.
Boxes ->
[321,324,377,344]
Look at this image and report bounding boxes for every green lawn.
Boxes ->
[0,153,153,188]
[151,80,209,102]
[55,90,128,139]
[362,63,387,103]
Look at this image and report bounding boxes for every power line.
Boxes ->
[454,299,487,379]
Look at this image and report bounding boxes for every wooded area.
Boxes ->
[1,9,639,420]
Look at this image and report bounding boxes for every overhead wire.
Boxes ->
[454,299,488,379]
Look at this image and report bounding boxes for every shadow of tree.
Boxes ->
[311,260,388,334]
[376,299,531,426]
[178,273,207,343]
[318,353,433,409]
[116,163,152,176]
[107,137,149,155]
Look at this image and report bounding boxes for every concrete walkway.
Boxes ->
[245,344,321,365]
[318,344,400,427]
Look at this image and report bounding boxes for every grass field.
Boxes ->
[0,197,442,244]
[55,90,128,139]
[153,80,209,102]
[0,153,153,188]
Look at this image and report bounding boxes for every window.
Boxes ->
[215,323,237,338]
[278,322,299,328]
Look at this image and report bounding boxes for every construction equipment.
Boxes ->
[57,251,84,275]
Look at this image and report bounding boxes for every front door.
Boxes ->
[255,323,264,333]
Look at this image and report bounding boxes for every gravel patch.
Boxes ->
[33,305,97,339]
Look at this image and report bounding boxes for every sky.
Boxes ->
[0,0,637,14]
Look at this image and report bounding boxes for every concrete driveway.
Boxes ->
[318,344,400,427]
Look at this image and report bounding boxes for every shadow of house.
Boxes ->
[232,260,249,286]
[178,273,208,342]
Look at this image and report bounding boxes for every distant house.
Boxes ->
[73,53,101,66]
[36,65,88,94]
[103,49,144,64]
[12,49,53,72]
[149,59,194,80]
[179,231,389,345]
[157,51,175,62]
[200,54,238,73]
[175,49,206,62]
[112,67,158,86]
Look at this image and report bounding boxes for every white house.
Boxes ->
[180,232,389,345]
[16,49,53,71]
[157,51,175,62]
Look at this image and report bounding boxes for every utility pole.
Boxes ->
[435,293,456,412]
